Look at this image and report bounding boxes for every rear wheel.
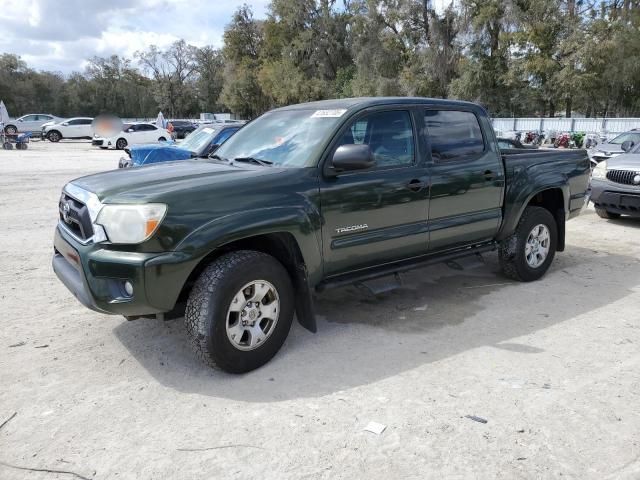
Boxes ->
[499,206,558,282]
[595,207,621,219]
[116,138,127,150]
[158,136,167,142]
[185,250,294,373]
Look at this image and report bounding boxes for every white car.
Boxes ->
[92,123,171,150]
[42,117,94,142]
[4,114,64,134]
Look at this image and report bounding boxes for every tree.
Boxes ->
[136,40,200,117]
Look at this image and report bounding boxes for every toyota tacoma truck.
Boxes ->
[53,97,591,373]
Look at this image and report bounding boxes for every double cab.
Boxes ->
[53,97,591,373]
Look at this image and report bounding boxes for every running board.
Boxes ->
[316,242,497,292]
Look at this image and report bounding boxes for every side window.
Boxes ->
[41,115,53,121]
[214,128,237,145]
[68,119,81,125]
[424,110,485,161]
[77,119,92,125]
[498,140,512,149]
[338,110,414,168]
[22,115,37,122]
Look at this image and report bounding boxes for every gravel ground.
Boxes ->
[1,141,639,480]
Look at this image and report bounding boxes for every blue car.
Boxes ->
[118,123,242,168]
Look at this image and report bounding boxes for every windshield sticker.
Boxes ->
[311,109,347,118]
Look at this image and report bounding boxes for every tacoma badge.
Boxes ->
[335,224,368,234]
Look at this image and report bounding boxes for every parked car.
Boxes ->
[52,97,590,373]
[118,124,241,168]
[42,117,94,142]
[92,122,171,150]
[169,120,197,139]
[4,114,64,134]
[589,129,640,164]
[590,140,640,219]
[497,137,538,149]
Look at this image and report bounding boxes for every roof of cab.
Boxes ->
[273,96,482,113]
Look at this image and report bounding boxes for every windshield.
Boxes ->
[180,126,220,153]
[608,132,640,145]
[214,109,347,167]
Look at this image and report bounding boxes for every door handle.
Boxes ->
[483,170,496,181]
[406,179,426,192]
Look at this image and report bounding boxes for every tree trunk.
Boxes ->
[565,96,572,118]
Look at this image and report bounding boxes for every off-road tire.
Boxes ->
[595,207,621,219]
[499,206,558,282]
[116,138,127,150]
[47,130,62,142]
[185,250,294,373]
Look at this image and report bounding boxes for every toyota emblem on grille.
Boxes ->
[634,174,640,185]
[62,201,71,223]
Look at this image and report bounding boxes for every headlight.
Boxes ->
[592,160,607,180]
[96,204,167,244]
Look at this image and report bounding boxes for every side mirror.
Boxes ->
[62,122,69,126]
[126,128,134,133]
[331,144,375,173]
[621,140,634,153]
[17,118,23,122]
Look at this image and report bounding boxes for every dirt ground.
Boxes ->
[1,140,639,480]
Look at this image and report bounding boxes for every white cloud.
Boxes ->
[0,0,271,73]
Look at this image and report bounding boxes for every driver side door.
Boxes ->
[319,108,430,277]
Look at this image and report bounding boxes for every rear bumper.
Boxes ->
[52,225,197,316]
[590,179,640,217]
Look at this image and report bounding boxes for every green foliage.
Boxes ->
[2,0,640,119]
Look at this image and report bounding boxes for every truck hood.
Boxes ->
[606,154,640,171]
[593,142,625,156]
[129,143,192,166]
[72,160,287,203]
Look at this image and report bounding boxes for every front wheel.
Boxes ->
[47,131,62,142]
[158,136,167,142]
[116,138,127,150]
[185,250,294,373]
[4,125,17,135]
[499,206,558,282]
[595,207,621,219]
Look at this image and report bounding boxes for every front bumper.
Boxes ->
[92,139,104,146]
[52,225,197,316]
[590,179,640,217]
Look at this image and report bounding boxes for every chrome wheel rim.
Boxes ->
[525,224,550,268]
[226,280,280,351]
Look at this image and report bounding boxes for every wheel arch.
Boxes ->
[175,231,318,332]
[499,184,569,252]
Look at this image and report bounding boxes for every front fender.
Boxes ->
[176,206,323,284]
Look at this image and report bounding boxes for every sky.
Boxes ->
[0,0,271,73]
[0,0,449,75]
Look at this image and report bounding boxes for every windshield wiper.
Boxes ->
[209,153,230,163]
[232,156,273,167]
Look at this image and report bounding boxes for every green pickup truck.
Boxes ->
[53,97,590,373]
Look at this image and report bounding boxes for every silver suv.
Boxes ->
[589,130,640,164]
[591,141,640,219]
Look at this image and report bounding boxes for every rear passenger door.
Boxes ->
[424,108,505,251]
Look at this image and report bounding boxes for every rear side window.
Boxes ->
[424,110,484,161]
[338,110,415,168]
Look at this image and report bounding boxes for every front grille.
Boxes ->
[59,193,94,241]
[606,169,640,186]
